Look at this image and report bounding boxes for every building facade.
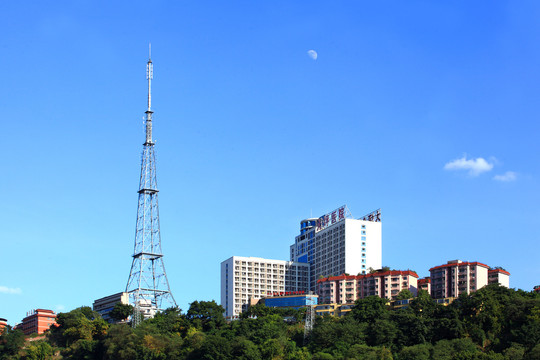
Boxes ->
[430,260,510,299]
[93,292,130,323]
[290,206,382,290]
[220,256,309,319]
[0,318,7,332]
[17,309,57,335]
[317,270,418,304]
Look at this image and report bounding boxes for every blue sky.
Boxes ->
[1,1,539,325]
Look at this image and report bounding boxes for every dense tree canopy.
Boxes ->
[2,285,539,359]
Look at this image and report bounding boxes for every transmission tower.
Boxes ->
[126,46,176,325]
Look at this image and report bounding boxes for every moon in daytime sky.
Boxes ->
[307,49,318,60]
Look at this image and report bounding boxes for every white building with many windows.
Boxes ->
[290,206,382,290]
[220,256,309,319]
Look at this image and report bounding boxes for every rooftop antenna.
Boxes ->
[145,43,153,144]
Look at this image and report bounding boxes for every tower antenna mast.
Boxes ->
[126,46,176,326]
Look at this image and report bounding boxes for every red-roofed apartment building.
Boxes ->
[430,260,510,299]
[317,270,418,304]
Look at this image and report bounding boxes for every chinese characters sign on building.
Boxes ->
[361,209,381,222]
[316,205,347,231]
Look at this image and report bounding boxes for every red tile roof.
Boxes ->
[317,270,419,283]
[429,261,489,272]
[488,269,511,276]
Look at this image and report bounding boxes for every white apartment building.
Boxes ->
[290,206,382,290]
[220,256,309,318]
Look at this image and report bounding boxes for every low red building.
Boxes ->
[18,309,57,335]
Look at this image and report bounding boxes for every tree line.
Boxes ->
[1,284,539,359]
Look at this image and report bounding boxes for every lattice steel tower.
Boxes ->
[126,47,176,324]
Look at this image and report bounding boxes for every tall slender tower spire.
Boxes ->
[126,48,176,325]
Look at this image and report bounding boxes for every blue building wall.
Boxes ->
[264,295,318,309]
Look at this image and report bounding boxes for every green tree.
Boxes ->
[395,289,414,300]
[25,341,54,360]
[398,343,432,360]
[409,290,436,317]
[109,303,134,322]
[102,324,138,360]
[48,306,107,348]
[0,326,25,359]
[503,343,525,360]
[186,301,226,331]
[351,296,388,323]
[231,338,261,360]
[432,338,480,360]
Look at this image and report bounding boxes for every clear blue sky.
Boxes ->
[1,1,539,325]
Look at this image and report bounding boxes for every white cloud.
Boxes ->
[444,156,494,176]
[0,286,22,294]
[55,304,66,311]
[307,49,318,60]
[493,171,517,182]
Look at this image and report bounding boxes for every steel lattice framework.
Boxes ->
[126,48,176,324]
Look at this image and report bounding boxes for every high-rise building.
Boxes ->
[220,256,309,319]
[317,270,418,304]
[17,309,56,335]
[430,260,510,299]
[290,206,382,290]
[125,49,176,321]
